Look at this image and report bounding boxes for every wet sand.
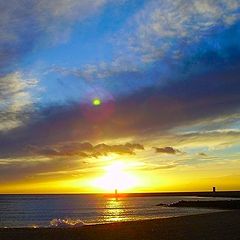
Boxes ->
[0,211,239,240]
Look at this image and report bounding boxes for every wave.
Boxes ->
[50,218,86,228]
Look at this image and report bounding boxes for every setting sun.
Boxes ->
[92,162,139,192]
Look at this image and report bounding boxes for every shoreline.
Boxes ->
[0,211,239,240]
[0,210,225,229]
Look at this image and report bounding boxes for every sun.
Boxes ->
[92,162,139,192]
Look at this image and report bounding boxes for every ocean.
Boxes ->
[0,194,227,228]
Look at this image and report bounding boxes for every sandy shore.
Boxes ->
[0,211,240,240]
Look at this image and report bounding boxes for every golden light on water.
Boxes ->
[103,199,125,222]
[92,162,139,192]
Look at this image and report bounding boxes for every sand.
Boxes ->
[0,211,240,240]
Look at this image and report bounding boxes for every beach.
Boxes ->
[0,211,239,240]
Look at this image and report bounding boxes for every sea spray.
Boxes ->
[50,218,85,228]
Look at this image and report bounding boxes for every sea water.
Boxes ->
[0,194,228,228]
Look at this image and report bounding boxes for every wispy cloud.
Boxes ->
[117,0,240,63]
[0,72,38,131]
[0,0,114,73]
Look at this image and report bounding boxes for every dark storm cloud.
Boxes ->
[153,147,182,155]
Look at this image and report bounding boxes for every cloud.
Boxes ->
[0,156,90,183]
[50,9,240,105]
[39,142,144,158]
[0,0,116,133]
[0,62,240,159]
[0,0,239,190]
[136,163,178,171]
[153,147,182,154]
[161,129,240,150]
[0,0,114,73]
[0,72,38,131]
[0,0,240,184]
[198,152,208,157]
[51,62,139,82]
[0,138,144,159]
[92,142,144,157]
[34,0,109,42]
[117,0,240,63]
[0,141,144,183]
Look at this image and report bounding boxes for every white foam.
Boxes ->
[50,218,85,228]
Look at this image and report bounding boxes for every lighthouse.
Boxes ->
[115,189,118,200]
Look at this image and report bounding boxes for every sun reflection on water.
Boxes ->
[103,198,127,222]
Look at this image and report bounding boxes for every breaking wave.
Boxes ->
[50,218,86,228]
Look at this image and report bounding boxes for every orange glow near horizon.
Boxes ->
[1,156,240,194]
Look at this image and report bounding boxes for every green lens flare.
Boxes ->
[92,98,101,106]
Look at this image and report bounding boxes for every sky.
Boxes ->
[1,0,240,193]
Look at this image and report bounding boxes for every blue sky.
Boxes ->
[0,0,240,192]
[3,0,240,105]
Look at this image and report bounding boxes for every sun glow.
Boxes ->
[92,162,139,192]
